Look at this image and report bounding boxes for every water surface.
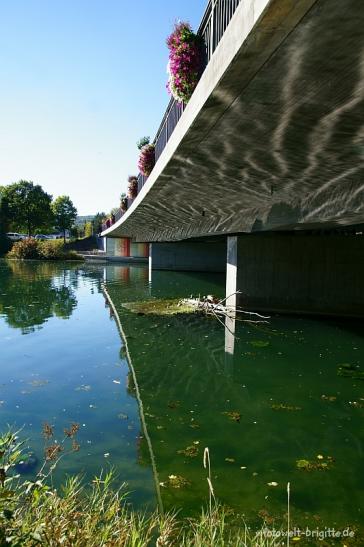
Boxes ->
[1,260,363,539]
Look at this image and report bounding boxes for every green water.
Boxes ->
[1,260,363,539]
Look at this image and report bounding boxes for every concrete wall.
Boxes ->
[106,237,130,257]
[130,242,149,258]
[152,239,226,273]
[236,233,364,317]
[105,238,149,258]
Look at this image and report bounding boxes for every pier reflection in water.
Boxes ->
[105,266,364,533]
[0,261,363,536]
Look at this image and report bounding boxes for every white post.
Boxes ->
[226,235,237,310]
[148,243,153,284]
[225,235,238,355]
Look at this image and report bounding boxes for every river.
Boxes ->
[0,259,363,539]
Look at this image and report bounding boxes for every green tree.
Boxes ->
[2,180,53,236]
[93,212,105,234]
[0,186,11,255]
[84,222,93,238]
[52,195,78,243]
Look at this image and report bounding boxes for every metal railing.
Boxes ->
[154,0,242,163]
[102,0,242,232]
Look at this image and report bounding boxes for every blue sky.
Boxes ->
[0,0,205,214]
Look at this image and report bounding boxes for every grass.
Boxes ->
[0,431,285,546]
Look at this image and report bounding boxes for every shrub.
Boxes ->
[7,238,83,261]
[7,238,40,259]
[127,175,138,199]
[138,143,155,177]
[38,240,83,260]
[166,22,205,104]
[38,239,65,259]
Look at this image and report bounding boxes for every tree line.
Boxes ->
[0,180,77,242]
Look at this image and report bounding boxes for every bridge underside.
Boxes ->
[150,231,364,317]
[106,0,364,243]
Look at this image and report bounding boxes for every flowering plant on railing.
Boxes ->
[127,175,138,199]
[120,194,128,212]
[138,143,155,177]
[166,22,205,104]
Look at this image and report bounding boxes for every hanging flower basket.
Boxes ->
[166,22,205,104]
[127,176,138,199]
[138,144,155,177]
[120,197,128,212]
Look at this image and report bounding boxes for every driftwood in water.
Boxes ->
[179,292,270,324]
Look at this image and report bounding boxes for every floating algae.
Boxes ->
[177,444,199,458]
[164,474,191,489]
[296,455,334,471]
[271,403,302,411]
[122,299,195,316]
[321,394,337,402]
[249,340,270,348]
[167,400,180,409]
[222,411,241,422]
[337,363,364,380]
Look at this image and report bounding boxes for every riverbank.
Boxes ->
[6,239,83,261]
[0,431,281,547]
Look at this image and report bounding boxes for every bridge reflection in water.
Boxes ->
[101,264,364,534]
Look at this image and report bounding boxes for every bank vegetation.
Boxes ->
[0,430,282,547]
[6,239,83,261]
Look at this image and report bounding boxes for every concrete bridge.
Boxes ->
[102,0,364,317]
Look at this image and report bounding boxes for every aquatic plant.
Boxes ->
[270,403,302,411]
[249,340,270,348]
[337,363,364,380]
[222,410,241,422]
[138,143,155,177]
[177,444,199,458]
[122,298,195,316]
[321,394,337,402]
[296,455,334,471]
[166,22,205,104]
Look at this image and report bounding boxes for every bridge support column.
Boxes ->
[226,236,237,310]
[225,236,237,355]
[149,243,152,283]
[149,239,226,272]
[235,233,364,318]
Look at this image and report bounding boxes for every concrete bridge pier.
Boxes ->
[234,232,364,318]
[150,232,364,319]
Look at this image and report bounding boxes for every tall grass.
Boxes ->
[0,431,284,546]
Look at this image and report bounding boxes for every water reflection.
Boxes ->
[1,261,363,534]
[103,273,364,534]
[224,315,236,355]
[0,261,78,334]
[0,260,156,506]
